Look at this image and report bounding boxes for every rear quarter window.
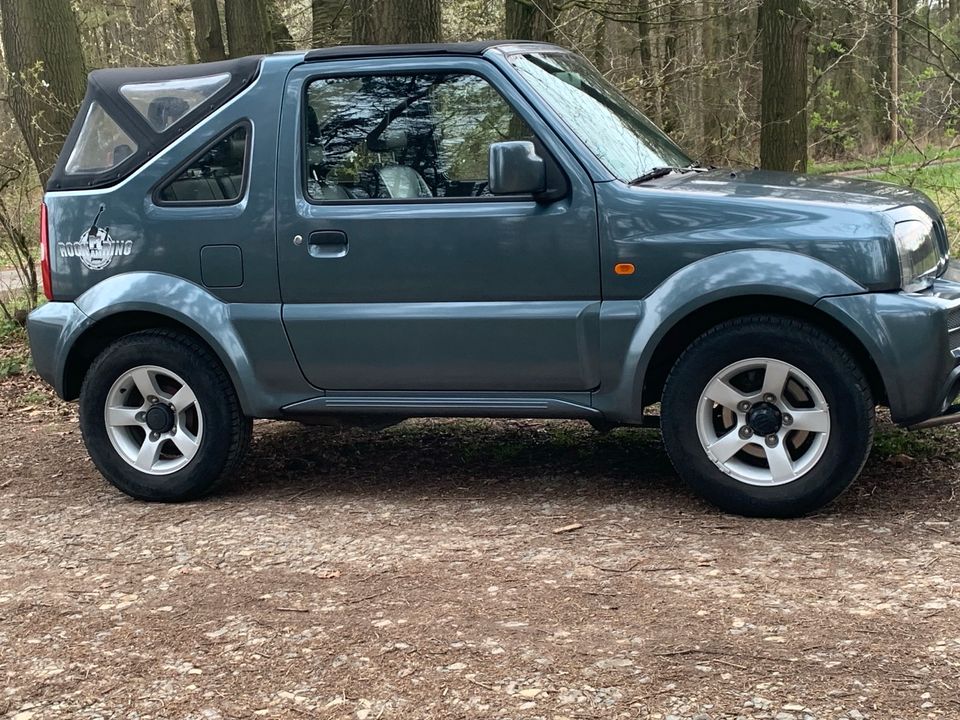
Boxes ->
[156,124,249,204]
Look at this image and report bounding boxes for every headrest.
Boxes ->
[147,95,191,130]
[367,128,407,152]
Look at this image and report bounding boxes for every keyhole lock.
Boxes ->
[293,234,303,246]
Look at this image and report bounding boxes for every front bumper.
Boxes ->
[817,271,960,427]
[26,301,89,398]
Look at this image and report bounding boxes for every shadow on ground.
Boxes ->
[224,417,960,518]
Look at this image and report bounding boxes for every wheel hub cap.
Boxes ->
[145,404,175,433]
[747,402,782,436]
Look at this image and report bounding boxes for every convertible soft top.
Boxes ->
[48,56,261,192]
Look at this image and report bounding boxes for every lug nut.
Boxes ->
[765,434,779,447]
[763,393,777,404]
[148,395,158,404]
[149,431,160,441]
[739,426,754,439]
[135,412,146,422]
[782,414,793,426]
[737,400,751,413]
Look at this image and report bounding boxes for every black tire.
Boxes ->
[79,329,252,502]
[661,315,874,518]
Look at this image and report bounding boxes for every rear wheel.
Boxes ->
[661,315,874,517]
[80,330,252,501]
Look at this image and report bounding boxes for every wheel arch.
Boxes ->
[62,310,230,402]
[640,294,887,409]
[55,273,316,418]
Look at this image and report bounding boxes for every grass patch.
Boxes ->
[864,162,960,249]
[872,425,948,461]
[19,389,47,405]
[0,353,29,379]
[812,145,960,175]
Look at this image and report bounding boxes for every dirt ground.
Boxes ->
[2,340,960,720]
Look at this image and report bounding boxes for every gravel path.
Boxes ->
[0,269,23,292]
[1,367,959,720]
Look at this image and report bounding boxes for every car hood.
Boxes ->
[659,168,942,219]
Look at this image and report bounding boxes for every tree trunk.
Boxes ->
[0,0,86,185]
[505,0,555,41]
[759,0,810,172]
[890,0,899,142]
[312,0,351,47]
[351,0,441,44]
[224,0,273,56]
[190,0,226,61]
[265,0,294,51]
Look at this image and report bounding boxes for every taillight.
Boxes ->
[40,201,52,301]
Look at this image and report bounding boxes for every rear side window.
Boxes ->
[120,73,231,132]
[157,124,249,204]
[64,101,137,174]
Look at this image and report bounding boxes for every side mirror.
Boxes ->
[488,141,546,196]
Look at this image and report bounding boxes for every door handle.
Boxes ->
[307,230,348,258]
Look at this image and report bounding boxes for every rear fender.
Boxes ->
[64,273,314,416]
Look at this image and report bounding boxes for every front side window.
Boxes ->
[303,72,535,202]
[64,101,138,174]
[508,52,690,182]
[157,124,248,203]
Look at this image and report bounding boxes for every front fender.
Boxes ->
[593,249,867,421]
[62,273,314,416]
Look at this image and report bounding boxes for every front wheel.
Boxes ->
[79,329,252,501]
[661,315,875,517]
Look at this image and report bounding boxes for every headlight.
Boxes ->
[895,217,943,293]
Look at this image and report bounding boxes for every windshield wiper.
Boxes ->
[629,163,706,185]
[629,167,675,184]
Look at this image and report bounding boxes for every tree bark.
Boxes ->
[890,0,899,142]
[0,0,87,184]
[312,0,351,47]
[505,0,555,41]
[351,0,441,44]
[759,0,811,172]
[190,0,226,61]
[224,0,273,56]
[265,0,294,51]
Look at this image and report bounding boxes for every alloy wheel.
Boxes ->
[103,365,204,475]
[695,357,831,486]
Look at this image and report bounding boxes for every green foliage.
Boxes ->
[19,389,47,404]
[0,353,28,379]
[865,162,960,247]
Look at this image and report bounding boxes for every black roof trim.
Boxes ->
[303,40,557,62]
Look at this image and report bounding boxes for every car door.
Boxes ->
[276,55,601,392]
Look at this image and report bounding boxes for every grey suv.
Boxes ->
[27,41,960,517]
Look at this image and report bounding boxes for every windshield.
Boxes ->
[508,52,691,182]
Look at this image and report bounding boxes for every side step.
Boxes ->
[281,394,603,420]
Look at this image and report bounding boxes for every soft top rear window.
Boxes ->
[64,101,138,174]
[48,56,261,192]
[120,73,231,132]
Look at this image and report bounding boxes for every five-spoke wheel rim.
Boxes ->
[696,358,831,486]
[104,365,203,476]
